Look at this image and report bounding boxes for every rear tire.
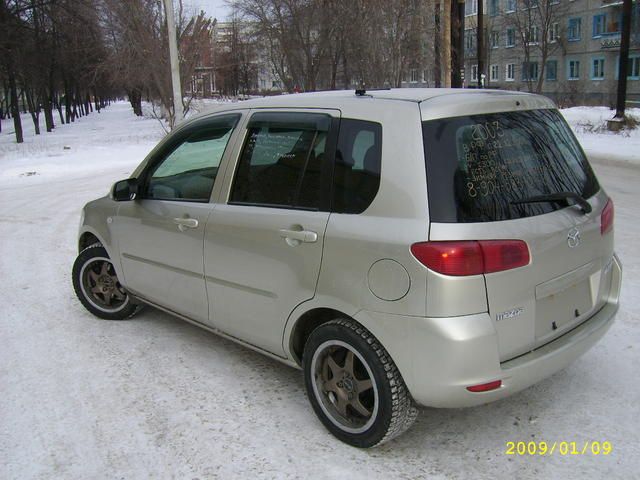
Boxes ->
[72,244,141,320]
[303,318,418,447]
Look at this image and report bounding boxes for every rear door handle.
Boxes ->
[173,217,199,231]
[279,228,318,244]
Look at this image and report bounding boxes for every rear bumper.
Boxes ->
[357,254,622,408]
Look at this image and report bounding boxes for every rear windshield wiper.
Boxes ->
[511,191,592,214]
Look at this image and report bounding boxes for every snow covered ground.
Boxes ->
[1,102,639,479]
[561,106,640,168]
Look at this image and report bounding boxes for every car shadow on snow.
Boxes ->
[122,305,573,455]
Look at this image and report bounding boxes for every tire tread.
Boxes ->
[309,318,418,446]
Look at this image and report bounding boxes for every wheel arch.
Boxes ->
[77,226,123,283]
[288,307,355,366]
[78,230,102,252]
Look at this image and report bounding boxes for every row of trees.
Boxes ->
[0,0,114,143]
[0,0,215,143]
[227,0,434,93]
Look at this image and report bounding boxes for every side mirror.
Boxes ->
[111,178,138,201]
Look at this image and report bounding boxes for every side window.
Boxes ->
[144,114,239,202]
[230,112,330,209]
[332,119,382,214]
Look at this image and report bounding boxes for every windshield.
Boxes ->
[422,109,599,223]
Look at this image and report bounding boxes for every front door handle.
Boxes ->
[173,217,199,232]
[279,228,318,245]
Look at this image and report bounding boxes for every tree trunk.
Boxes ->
[20,89,27,114]
[43,89,53,132]
[8,70,23,143]
[615,0,633,119]
[55,94,65,124]
[128,89,143,116]
[25,88,40,135]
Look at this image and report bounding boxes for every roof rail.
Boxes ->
[355,87,391,97]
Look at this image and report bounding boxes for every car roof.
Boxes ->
[216,88,543,106]
[188,88,556,124]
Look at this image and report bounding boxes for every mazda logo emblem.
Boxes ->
[567,227,581,248]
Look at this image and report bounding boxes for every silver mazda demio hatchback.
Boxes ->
[73,89,621,447]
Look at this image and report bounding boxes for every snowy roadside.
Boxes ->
[560,106,640,169]
[0,102,165,186]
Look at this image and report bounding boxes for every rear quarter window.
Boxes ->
[332,119,382,214]
[422,109,599,223]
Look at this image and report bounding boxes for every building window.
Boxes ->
[522,61,539,81]
[410,68,419,83]
[568,18,581,41]
[489,0,499,16]
[616,55,640,80]
[506,63,515,81]
[593,13,621,37]
[630,56,640,79]
[490,64,500,81]
[549,22,559,43]
[465,0,478,16]
[568,59,580,80]
[506,0,516,12]
[526,25,540,44]
[506,27,516,47]
[546,60,558,81]
[591,58,605,80]
[465,29,475,50]
[423,69,428,82]
[491,31,500,48]
[471,64,478,82]
[593,14,606,37]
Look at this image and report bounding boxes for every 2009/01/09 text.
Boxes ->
[505,441,612,456]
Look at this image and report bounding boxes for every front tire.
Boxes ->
[303,318,418,448]
[72,244,141,320]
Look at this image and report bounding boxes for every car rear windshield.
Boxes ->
[422,109,599,223]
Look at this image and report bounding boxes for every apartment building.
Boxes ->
[463,0,640,106]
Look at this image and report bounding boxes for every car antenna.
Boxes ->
[355,83,391,97]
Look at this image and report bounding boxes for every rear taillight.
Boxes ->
[601,198,614,235]
[410,240,529,276]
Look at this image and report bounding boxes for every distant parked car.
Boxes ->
[73,89,621,447]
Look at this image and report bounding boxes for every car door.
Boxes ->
[115,113,243,322]
[204,110,339,356]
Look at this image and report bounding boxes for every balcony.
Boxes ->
[601,33,622,49]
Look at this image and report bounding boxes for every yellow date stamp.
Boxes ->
[505,441,613,456]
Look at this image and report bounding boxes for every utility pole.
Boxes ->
[163,0,183,125]
[440,0,466,88]
[609,0,633,131]
[450,0,465,88]
[443,0,452,87]
[435,3,442,87]
[477,0,484,88]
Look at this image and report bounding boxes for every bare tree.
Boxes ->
[228,0,429,91]
[102,0,214,129]
[508,0,567,93]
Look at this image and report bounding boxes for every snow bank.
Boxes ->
[560,107,640,168]
[0,102,165,185]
